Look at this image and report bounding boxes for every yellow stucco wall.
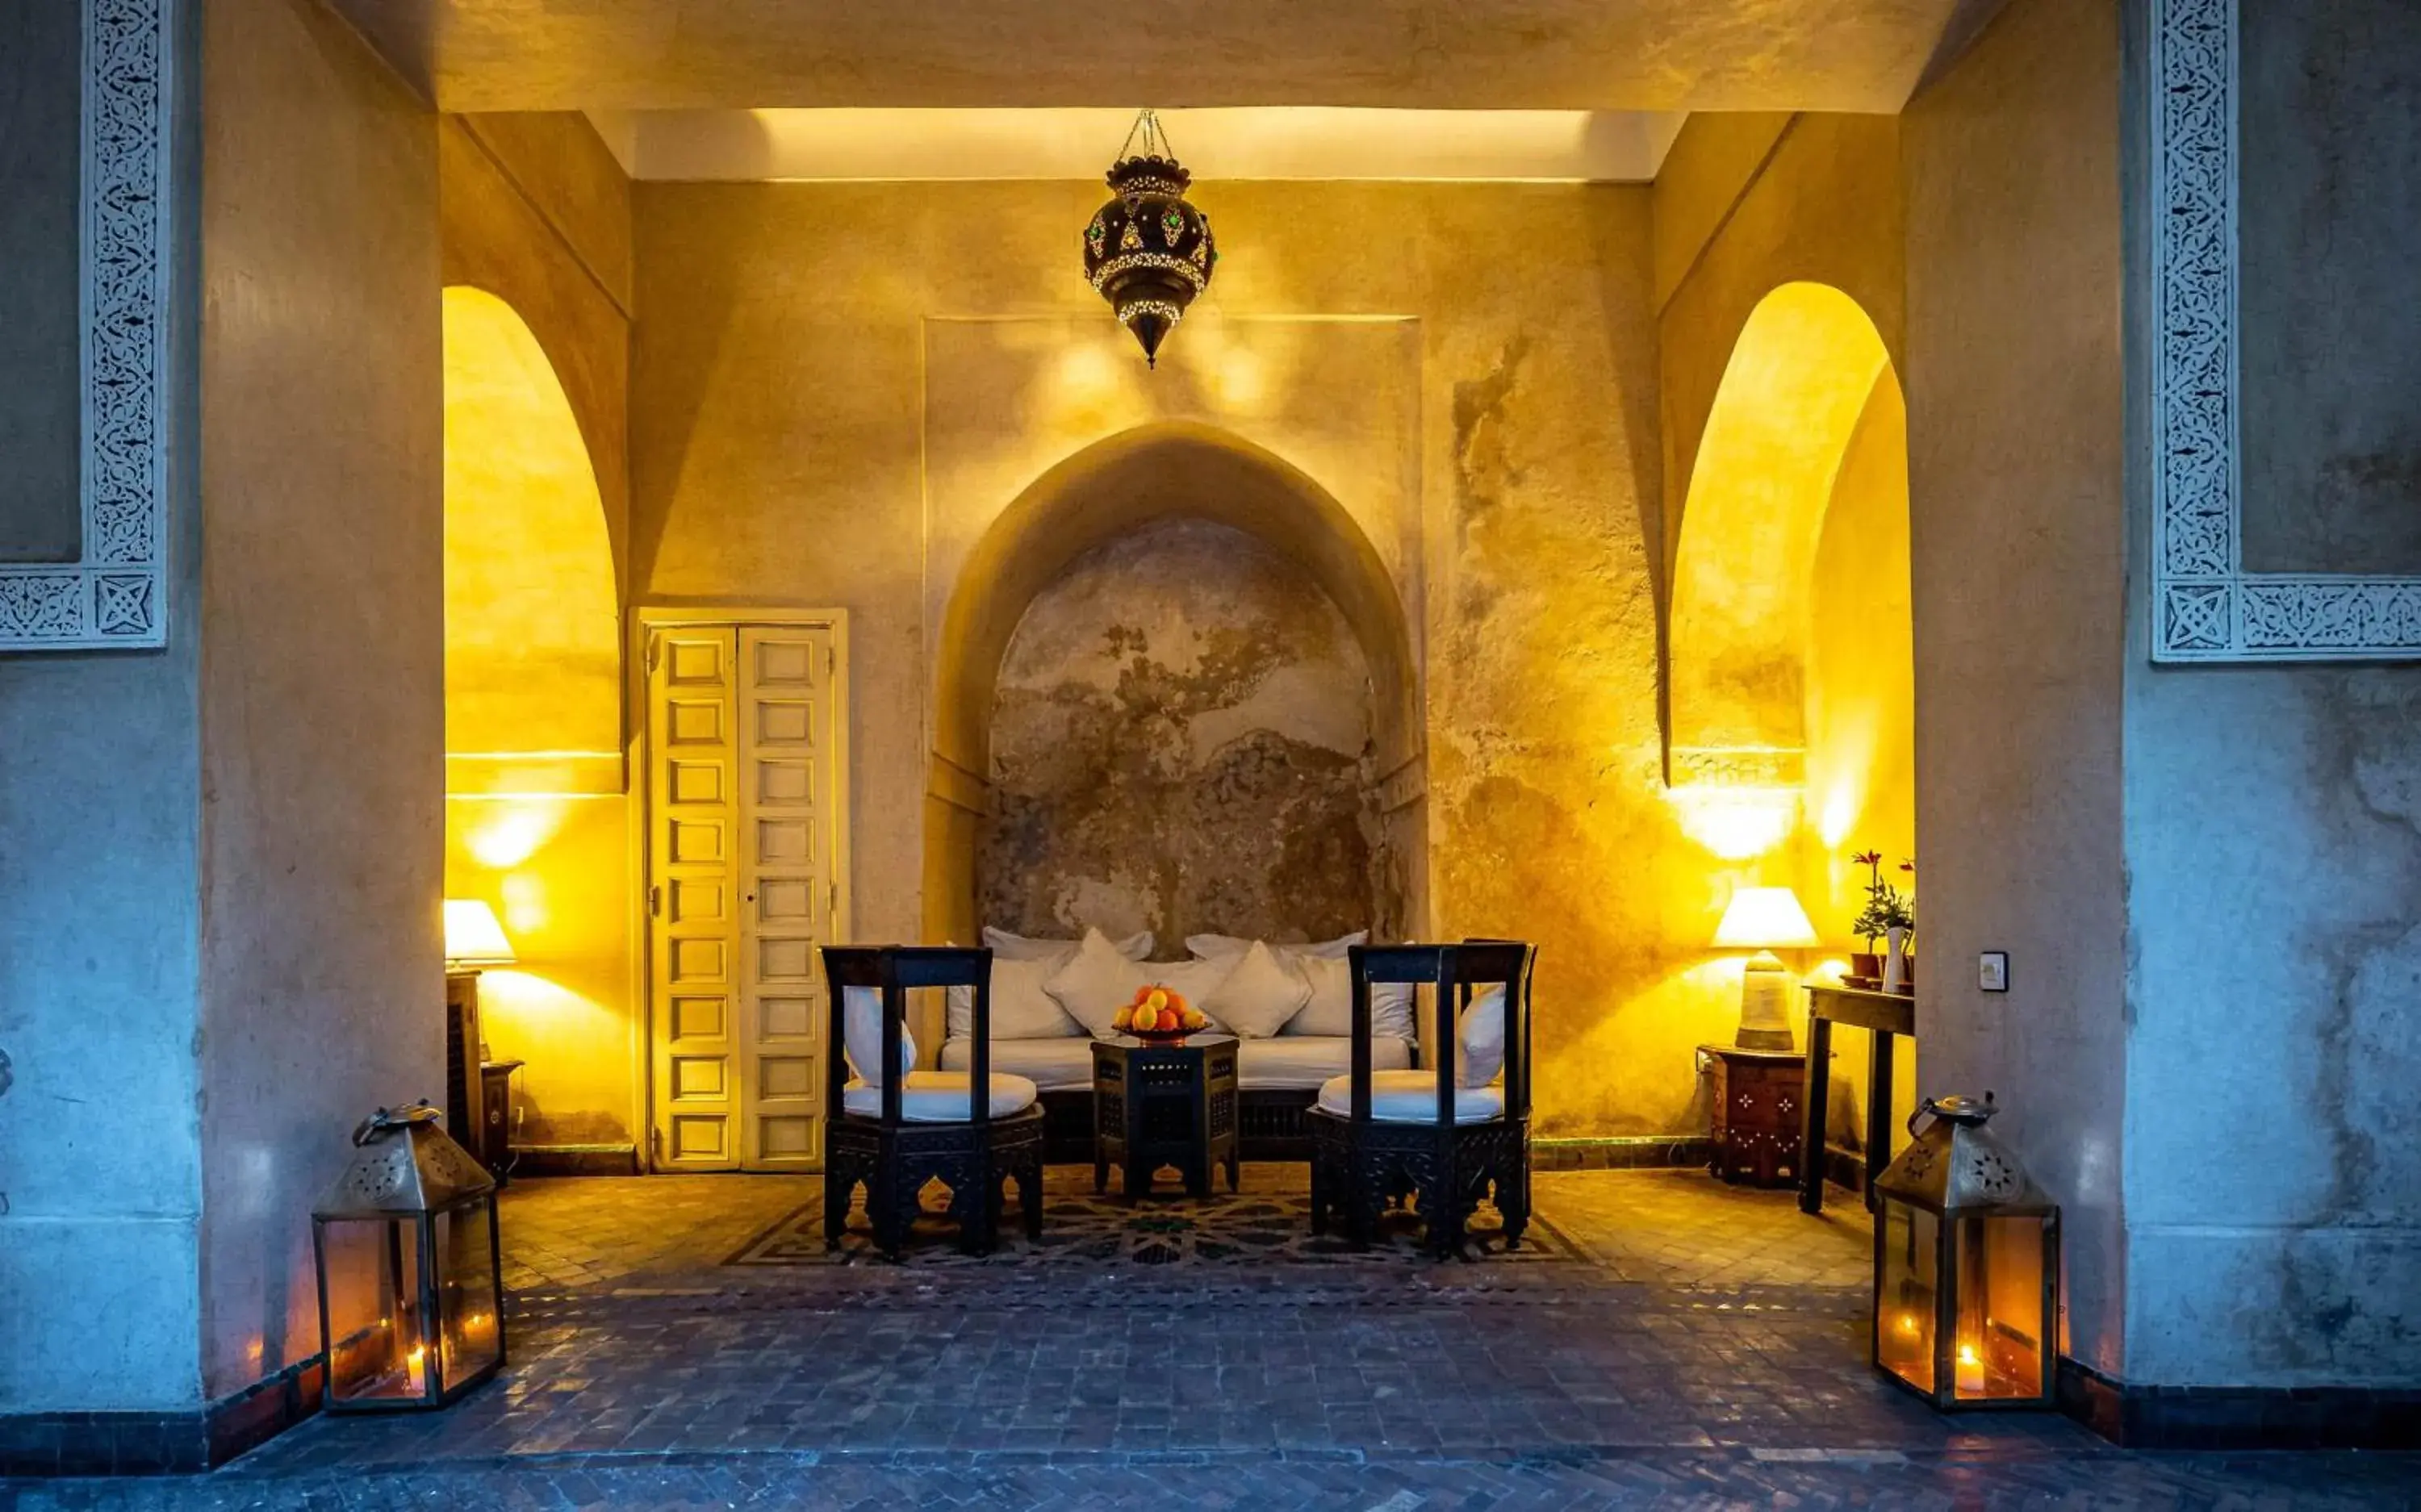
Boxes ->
[633,178,1779,1136]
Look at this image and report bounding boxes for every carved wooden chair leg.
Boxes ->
[823,1165,855,1249]
[1497,1159,1532,1251]
[872,1165,917,1260]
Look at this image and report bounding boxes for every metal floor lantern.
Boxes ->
[1872,1092,2059,1410]
[312,1102,505,1411]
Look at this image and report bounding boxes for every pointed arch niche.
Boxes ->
[926,422,1425,947]
[1668,282,1913,938]
[441,284,632,1148]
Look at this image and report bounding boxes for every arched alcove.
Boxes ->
[441,285,630,1149]
[1668,282,1900,796]
[927,422,1423,945]
[442,285,620,768]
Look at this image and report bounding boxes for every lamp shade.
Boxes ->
[1712,886,1819,950]
[442,900,516,968]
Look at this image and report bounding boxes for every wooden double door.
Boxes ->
[642,614,849,1172]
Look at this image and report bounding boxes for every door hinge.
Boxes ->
[828,880,840,934]
[647,1126,663,1167]
[648,884,663,917]
[827,645,837,677]
[646,633,661,674]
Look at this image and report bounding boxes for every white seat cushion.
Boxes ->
[1317,1070,1504,1124]
[1236,1035,1411,1090]
[842,1071,1038,1122]
[938,1036,1097,1091]
[841,987,914,1086]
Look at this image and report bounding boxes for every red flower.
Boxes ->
[1851,850,1884,867]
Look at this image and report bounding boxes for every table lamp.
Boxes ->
[1712,885,1818,1050]
[442,899,516,972]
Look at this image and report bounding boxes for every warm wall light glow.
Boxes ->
[442,900,516,968]
[1668,783,1800,860]
[1712,887,1819,950]
[1669,282,1894,770]
[458,795,576,870]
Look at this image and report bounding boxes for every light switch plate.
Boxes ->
[1979,951,2009,992]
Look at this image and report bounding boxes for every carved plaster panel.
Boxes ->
[2151,0,2421,660]
[0,0,171,651]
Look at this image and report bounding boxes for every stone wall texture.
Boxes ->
[981,518,1383,946]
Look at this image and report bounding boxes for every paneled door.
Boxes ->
[644,614,849,1172]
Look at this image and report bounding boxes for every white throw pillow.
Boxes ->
[842,986,915,1087]
[1457,984,1508,1088]
[1285,955,1418,1039]
[947,954,1081,1040]
[1043,929,1156,1038]
[1202,942,1312,1038]
[983,925,1152,963]
[1187,929,1365,962]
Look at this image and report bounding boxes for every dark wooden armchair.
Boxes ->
[1308,941,1535,1256]
[819,946,1047,1258]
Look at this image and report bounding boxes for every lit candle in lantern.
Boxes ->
[1955,1340,1985,1396]
[406,1344,429,1396]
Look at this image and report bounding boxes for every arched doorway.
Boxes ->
[1668,281,1914,1135]
[441,286,630,1153]
[926,423,1424,951]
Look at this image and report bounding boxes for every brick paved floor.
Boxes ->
[13,1168,2419,1509]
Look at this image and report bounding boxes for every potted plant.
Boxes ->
[1850,850,1916,989]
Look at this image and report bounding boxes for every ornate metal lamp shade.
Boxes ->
[1083,110,1216,366]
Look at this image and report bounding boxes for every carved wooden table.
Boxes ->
[1092,1034,1240,1199]
[1698,1044,1806,1188]
[1798,984,1917,1215]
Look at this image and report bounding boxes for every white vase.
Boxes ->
[1882,926,1909,994]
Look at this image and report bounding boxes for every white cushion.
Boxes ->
[841,987,914,1087]
[1202,942,1311,1038]
[1044,928,1155,1038]
[1236,1035,1412,1089]
[1318,1070,1505,1125]
[935,1034,1412,1092]
[983,926,1152,963]
[938,1036,1096,1091]
[842,1071,1037,1122]
[947,954,1081,1040]
[1456,984,1507,1088]
[1187,930,1365,961]
[1286,956,1418,1040]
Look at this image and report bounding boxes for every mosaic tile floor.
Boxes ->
[14,1167,2419,1509]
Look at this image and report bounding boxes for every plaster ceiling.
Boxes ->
[327,0,2005,115]
[592,109,1687,182]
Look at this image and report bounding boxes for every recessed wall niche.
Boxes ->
[0,4,86,564]
[980,516,1382,944]
[2239,0,2421,575]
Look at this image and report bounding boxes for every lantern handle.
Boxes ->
[351,1099,443,1147]
[1906,1089,1997,1138]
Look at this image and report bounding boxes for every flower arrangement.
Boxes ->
[1849,850,1917,953]
[1114,984,1209,1040]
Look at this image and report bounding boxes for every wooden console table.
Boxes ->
[1798,984,1916,1215]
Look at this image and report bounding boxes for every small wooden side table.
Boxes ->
[1700,1044,1806,1188]
[1798,984,1917,1215]
[1092,1034,1240,1199]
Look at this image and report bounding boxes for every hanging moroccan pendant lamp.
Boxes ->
[1081,109,1217,366]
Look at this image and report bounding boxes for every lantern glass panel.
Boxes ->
[1875,1198,1940,1393]
[1951,1213,2047,1402]
[316,1216,435,1405]
[434,1201,504,1386]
